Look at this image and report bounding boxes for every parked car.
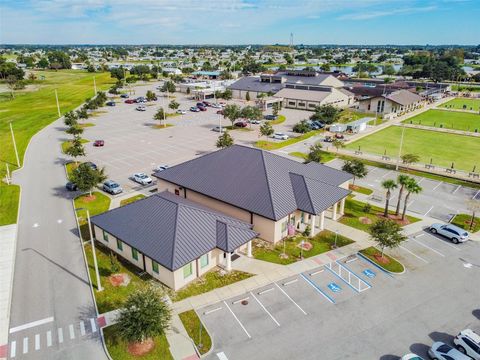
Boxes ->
[216,110,224,115]
[132,173,153,185]
[196,102,206,108]
[106,101,116,106]
[335,133,345,139]
[190,106,200,112]
[249,119,261,124]
[135,97,146,103]
[93,140,105,147]
[153,164,170,172]
[197,105,207,111]
[211,103,222,109]
[83,162,98,171]
[429,223,469,243]
[307,121,320,130]
[120,94,129,98]
[124,99,135,104]
[324,136,333,142]
[401,354,425,360]
[212,126,224,132]
[428,342,471,360]
[454,329,480,358]
[235,121,248,128]
[202,101,211,107]
[264,114,278,121]
[176,109,186,115]
[102,180,123,195]
[136,105,146,111]
[65,181,78,191]
[272,132,289,140]
[312,120,325,128]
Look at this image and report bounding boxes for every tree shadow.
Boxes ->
[429,330,455,344]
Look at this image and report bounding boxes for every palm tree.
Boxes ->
[395,175,411,216]
[402,178,422,220]
[381,179,397,217]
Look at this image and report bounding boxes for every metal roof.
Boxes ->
[91,191,257,271]
[154,145,352,221]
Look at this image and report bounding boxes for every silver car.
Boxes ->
[428,342,471,360]
[102,180,123,195]
[429,223,469,243]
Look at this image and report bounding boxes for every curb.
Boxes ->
[357,250,406,275]
[193,309,213,359]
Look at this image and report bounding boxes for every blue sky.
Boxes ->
[1,0,479,45]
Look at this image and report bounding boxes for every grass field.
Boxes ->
[440,98,480,111]
[346,126,480,171]
[255,130,323,150]
[178,310,212,355]
[403,109,480,131]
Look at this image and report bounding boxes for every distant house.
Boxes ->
[192,70,221,79]
[162,67,182,75]
[356,89,424,119]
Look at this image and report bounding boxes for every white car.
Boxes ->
[428,342,471,360]
[401,354,425,360]
[429,223,469,243]
[135,105,146,111]
[153,165,170,172]
[133,173,153,185]
[272,132,289,140]
[211,103,222,109]
[454,329,480,359]
[212,126,224,133]
[176,109,186,114]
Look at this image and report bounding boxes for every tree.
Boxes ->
[381,179,398,217]
[5,75,18,98]
[306,143,324,163]
[76,107,89,120]
[64,111,78,127]
[260,122,274,138]
[37,58,49,69]
[145,90,157,102]
[168,100,179,111]
[401,153,420,169]
[70,162,107,196]
[110,67,125,81]
[332,139,345,153]
[401,178,422,220]
[272,102,280,117]
[66,125,84,136]
[117,285,172,345]
[310,104,339,124]
[47,50,71,69]
[216,131,234,149]
[0,59,25,80]
[395,175,411,216]
[369,218,406,257]
[223,104,241,128]
[320,63,331,72]
[293,120,311,134]
[65,136,86,164]
[342,159,368,186]
[222,88,233,100]
[466,200,480,231]
[240,105,262,121]
[382,64,396,76]
[161,81,176,93]
[154,108,166,126]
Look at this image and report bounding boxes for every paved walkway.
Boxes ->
[0,224,17,359]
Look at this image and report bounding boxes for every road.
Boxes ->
[8,118,107,359]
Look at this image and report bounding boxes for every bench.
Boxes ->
[381,155,390,161]
[446,168,456,174]
[425,164,435,170]
[354,150,363,155]
[469,173,480,179]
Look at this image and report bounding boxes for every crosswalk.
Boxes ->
[9,317,102,358]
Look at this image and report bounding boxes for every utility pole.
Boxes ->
[10,122,20,167]
[55,89,61,117]
[396,125,406,170]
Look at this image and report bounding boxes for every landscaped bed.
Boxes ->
[359,246,405,273]
[288,150,336,163]
[270,114,286,125]
[120,194,146,207]
[61,138,89,154]
[451,213,480,233]
[178,310,212,355]
[253,230,354,265]
[0,184,20,226]
[349,184,373,195]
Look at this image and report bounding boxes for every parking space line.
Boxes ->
[424,205,434,216]
[381,170,392,178]
[428,235,461,251]
[399,245,429,263]
[453,185,461,194]
[409,238,445,257]
[417,177,425,184]
[273,283,307,315]
[90,318,97,333]
[249,292,280,327]
[216,352,229,360]
[69,324,75,339]
[283,279,298,286]
[204,307,223,315]
[472,189,480,200]
[80,321,86,336]
[336,261,373,289]
[258,287,274,295]
[300,274,335,304]
[222,301,251,339]
[433,181,443,190]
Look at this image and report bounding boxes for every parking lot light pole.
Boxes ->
[55,89,61,117]
[333,230,339,249]
[395,125,406,171]
[10,122,20,167]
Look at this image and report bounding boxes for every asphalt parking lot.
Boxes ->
[327,158,480,222]
[199,233,480,360]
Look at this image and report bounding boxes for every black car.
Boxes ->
[83,162,98,171]
[264,115,278,121]
[312,120,325,129]
[66,182,78,191]
[106,101,116,106]
[120,94,129,98]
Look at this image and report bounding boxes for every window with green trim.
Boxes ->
[116,239,123,251]
[183,263,193,279]
[132,248,138,261]
[152,261,159,274]
[200,254,209,268]
[102,230,108,242]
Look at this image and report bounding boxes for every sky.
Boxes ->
[0,0,479,45]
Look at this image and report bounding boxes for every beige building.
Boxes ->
[356,89,424,119]
[274,87,354,110]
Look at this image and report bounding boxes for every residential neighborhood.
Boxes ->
[1,1,480,360]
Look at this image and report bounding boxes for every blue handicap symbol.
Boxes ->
[363,269,376,278]
[327,282,341,292]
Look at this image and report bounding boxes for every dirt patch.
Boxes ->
[81,195,97,203]
[359,217,373,224]
[378,213,411,226]
[298,241,312,251]
[109,273,131,287]
[127,338,155,356]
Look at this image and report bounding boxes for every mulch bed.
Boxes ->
[81,195,97,203]
[127,338,155,356]
[297,241,312,251]
[359,217,373,224]
[108,273,131,287]
[373,253,390,264]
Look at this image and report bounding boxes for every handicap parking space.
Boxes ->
[337,255,393,287]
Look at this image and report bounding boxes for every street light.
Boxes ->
[395,124,406,171]
[333,230,339,249]
[75,207,103,291]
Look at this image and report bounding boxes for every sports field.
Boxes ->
[402,109,480,132]
[440,98,480,111]
[346,126,480,171]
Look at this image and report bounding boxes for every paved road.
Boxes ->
[8,118,107,359]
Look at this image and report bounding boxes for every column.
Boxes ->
[247,241,252,258]
[226,252,232,271]
[319,211,325,231]
[310,215,316,237]
[332,202,338,221]
[340,198,345,215]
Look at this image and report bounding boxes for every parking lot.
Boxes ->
[327,158,480,222]
[200,232,480,360]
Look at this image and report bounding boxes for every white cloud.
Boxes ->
[338,5,437,20]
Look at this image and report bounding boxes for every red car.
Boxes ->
[234,121,248,128]
[124,99,135,104]
[93,140,105,147]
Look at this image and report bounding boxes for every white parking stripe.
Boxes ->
[69,324,75,339]
[429,235,462,251]
[433,181,443,190]
[381,170,392,178]
[46,331,52,347]
[216,352,229,360]
[35,334,40,350]
[399,245,429,263]
[424,205,434,216]
[58,328,64,343]
[472,189,480,200]
[10,316,54,333]
[223,301,251,339]
[274,283,307,315]
[409,238,445,257]
[249,292,280,327]
[80,321,86,336]
[453,185,461,194]
[417,177,425,184]
[10,340,16,358]
[90,318,97,333]
[22,337,28,354]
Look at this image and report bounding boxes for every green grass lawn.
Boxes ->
[451,214,480,233]
[79,122,95,128]
[103,323,173,360]
[367,117,385,126]
[440,98,480,111]
[120,194,146,206]
[74,191,111,240]
[359,246,405,273]
[61,139,89,154]
[403,109,480,132]
[346,126,480,171]
[337,109,365,124]
[349,184,373,195]
[253,230,354,265]
[255,130,322,150]
[288,150,336,163]
[270,114,286,125]
[178,310,212,355]
[0,184,20,226]
[339,197,420,232]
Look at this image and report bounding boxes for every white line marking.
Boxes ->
[46,331,52,347]
[58,328,64,343]
[10,340,16,358]
[407,200,415,207]
[472,189,480,200]
[274,283,307,315]
[429,235,461,251]
[69,324,75,339]
[232,297,249,305]
[381,170,392,178]
[34,334,40,350]
[309,269,324,276]
[417,177,425,184]
[80,321,86,336]
[223,301,251,339]
[415,233,425,238]
[399,245,429,263]
[250,292,280,326]
[424,205,434,216]
[283,279,298,286]
[57,219,63,224]
[22,337,28,354]
[453,185,461,194]
[33,223,39,228]
[258,287,274,295]
[409,238,445,257]
[10,316,54,333]
[433,181,443,190]
[204,307,223,315]
[90,318,97,333]
[216,352,229,360]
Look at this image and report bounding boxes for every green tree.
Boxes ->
[64,111,78,127]
[293,120,311,134]
[272,102,280,117]
[341,159,368,186]
[306,143,324,163]
[145,90,157,101]
[65,136,86,164]
[154,107,166,126]
[332,139,345,153]
[47,50,71,69]
[117,285,172,344]
[245,91,250,101]
[369,218,406,257]
[222,88,233,100]
[5,75,18,98]
[161,81,176,93]
[223,104,241,128]
[395,175,411,216]
[66,125,84,137]
[168,100,179,111]
[240,105,262,121]
[381,179,398,217]
[382,64,396,76]
[110,67,125,81]
[320,63,331,72]
[310,104,339,124]
[401,178,422,220]
[70,162,107,196]
[401,153,420,169]
[76,107,89,120]
[37,58,49,69]
[216,131,234,149]
[260,122,274,138]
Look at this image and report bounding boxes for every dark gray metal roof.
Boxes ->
[227,76,283,93]
[91,191,257,271]
[154,145,352,221]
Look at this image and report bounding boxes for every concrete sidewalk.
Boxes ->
[0,224,17,359]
